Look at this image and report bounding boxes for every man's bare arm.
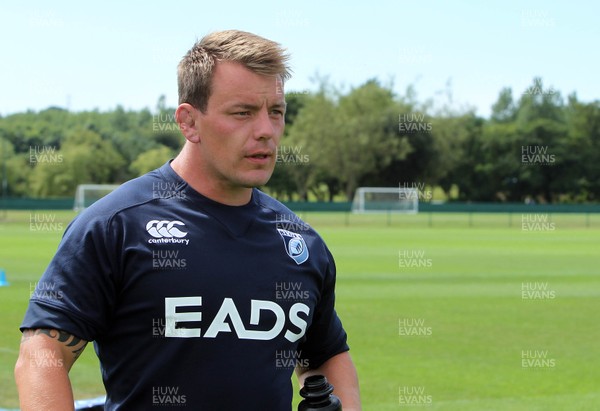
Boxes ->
[15,328,88,411]
[296,351,361,411]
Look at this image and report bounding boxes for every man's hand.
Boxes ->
[296,351,361,411]
[15,328,88,411]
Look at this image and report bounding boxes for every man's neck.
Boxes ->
[171,153,252,206]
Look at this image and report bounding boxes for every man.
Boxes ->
[15,30,361,410]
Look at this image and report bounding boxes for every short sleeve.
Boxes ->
[298,244,349,369]
[20,211,120,341]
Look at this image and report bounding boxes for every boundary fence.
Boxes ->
[3,197,600,213]
[2,198,599,228]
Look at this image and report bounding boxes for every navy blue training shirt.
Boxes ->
[21,161,349,410]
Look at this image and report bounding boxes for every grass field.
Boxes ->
[1,210,599,410]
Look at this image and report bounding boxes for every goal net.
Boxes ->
[351,187,418,214]
[74,184,120,211]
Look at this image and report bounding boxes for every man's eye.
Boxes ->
[235,111,251,116]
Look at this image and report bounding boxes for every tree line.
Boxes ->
[1,79,598,203]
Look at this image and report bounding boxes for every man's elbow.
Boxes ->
[14,353,27,385]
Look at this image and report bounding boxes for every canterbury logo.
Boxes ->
[146,220,188,238]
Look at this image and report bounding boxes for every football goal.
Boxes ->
[351,187,418,214]
[74,184,120,211]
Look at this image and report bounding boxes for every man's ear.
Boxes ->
[176,103,201,143]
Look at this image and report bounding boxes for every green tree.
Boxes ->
[490,88,517,123]
[28,128,126,197]
[0,138,31,197]
[514,78,566,202]
[279,92,335,200]
[565,95,600,201]
[331,80,410,200]
[130,145,174,176]
[434,112,484,199]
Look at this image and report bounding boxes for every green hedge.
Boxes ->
[2,198,600,213]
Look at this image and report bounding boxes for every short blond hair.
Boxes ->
[178,30,292,112]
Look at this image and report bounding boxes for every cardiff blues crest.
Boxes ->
[277,228,309,265]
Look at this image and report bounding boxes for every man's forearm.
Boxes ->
[15,329,86,411]
[297,351,361,411]
[15,359,75,411]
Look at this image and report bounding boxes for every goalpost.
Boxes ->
[74,184,120,211]
[351,187,419,214]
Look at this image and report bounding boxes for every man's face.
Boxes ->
[192,61,286,193]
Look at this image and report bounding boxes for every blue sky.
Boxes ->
[1,0,597,118]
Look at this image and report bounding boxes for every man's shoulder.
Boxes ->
[253,189,320,239]
[253,190,309,228]
[253,189,295,215]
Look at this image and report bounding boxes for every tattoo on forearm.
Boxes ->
[22,329,87,359]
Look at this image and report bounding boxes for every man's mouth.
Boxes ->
[245,152,273,163]
[246,151,272,159]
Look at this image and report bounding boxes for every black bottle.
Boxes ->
[298,375,342,411]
